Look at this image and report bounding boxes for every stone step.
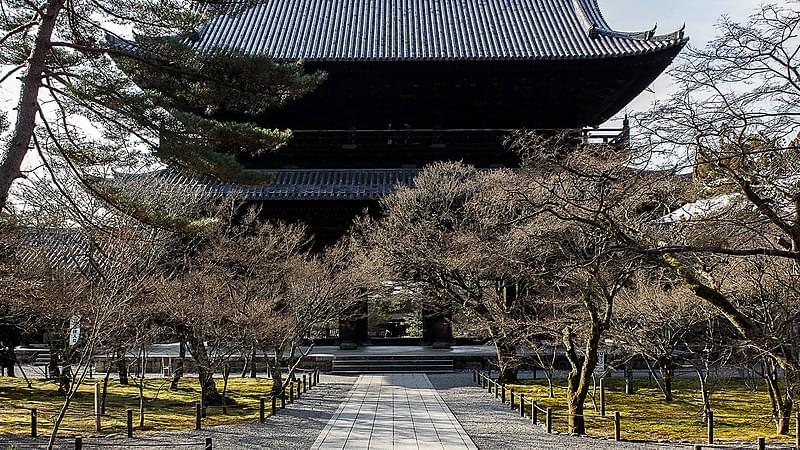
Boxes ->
[333,355,454,361]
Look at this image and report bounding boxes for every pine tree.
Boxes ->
[0,0,324,223]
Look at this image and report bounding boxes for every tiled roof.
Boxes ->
[184,0,687,61]
[144,169,420,200]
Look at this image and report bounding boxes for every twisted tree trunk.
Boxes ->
[0,0,65,211]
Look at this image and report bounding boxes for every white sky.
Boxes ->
[597,0,764,125]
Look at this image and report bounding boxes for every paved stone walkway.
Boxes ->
[312,374,477,449]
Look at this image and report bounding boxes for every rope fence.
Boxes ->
[0,368,322,445]
[473,370,799,449]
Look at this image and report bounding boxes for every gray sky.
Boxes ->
[597,0,764,125]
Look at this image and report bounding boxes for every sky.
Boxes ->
[0,1,767,135]
[597,0,763,125]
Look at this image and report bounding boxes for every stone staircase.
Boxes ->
[331,355,454,374]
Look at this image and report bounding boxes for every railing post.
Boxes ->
[94,383,101,432]
[614,411,621,441]
[126,408,133,438]
[272,395,277,415]
[501,385,506,404]
[281,389,286,409]
[510,390,515,410]
[707,410,714,445]
[290,382,295,403]
[757,437,766,450]
[74,436,82,450]
[205,437,213,450]
[259,397,265,423]
[195,402,202,430]
[599,377,606,417]
[519,394,525,417]
[488,379,492,394]
[532,401,537,424]
[546,408,553,433]
[495,382,499,399]
[303,374,307,393]
[296,380,301,400]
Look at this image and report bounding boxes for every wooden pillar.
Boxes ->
[339,300,368,350]
[614,411,621,441]
[422,307,453,349]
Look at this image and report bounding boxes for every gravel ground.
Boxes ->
[0,375,357,450]
[429,372,700,450]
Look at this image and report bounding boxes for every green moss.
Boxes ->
[0,376,273,436]
[509,378,795,445]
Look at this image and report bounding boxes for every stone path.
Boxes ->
[312,374,477,450]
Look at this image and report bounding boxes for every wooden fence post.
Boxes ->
[30,408,37,437]
[272,395,277,415]
[599,378,606,417]
[94,383,101,432]
[757,437,765,450]
[205,437,213,450]
[259,397,265,423]
[290,382,295,403]
[488,379,493,394]
[195,402,202,430]
[74,436,82,450]
[473,370,477,383]
[127,409,133,438]
[495,382,499,399]
[614,411,621,441]
[707,410,714,445]
[532,401,537,424]
[501,386,506,404]
[546,408,553,433]
[796,411,799,450]
[510,390,515,410]
[519,394,525,417]
[303,374,307,393]
[296,381,301,400]
[281,390,286,409]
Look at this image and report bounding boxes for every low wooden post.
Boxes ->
[281,390,286,409]
[290,382,295,403]
[74,436,83,450]
[30,408,37,437]
[205,437,213,450]
[488,379,492,394]
[195,403,202,430]
[473,370,477,383]
[126,409,133,438]
[501,386,506,404]
[510,390,515,410]
[303,374,307,393]
[296,381,301,400]
[94,382,101,432]
[614,411,621,441]
[546,408,553,433]
[707,410,714,445]
[796,411,799,450]
[519,394,525,417]
[271,395,277,415]
[259,397,265,423]
[757,437,766,450]
[495,382,499,399]
[599,378,606,417]
[532,401,537,424]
